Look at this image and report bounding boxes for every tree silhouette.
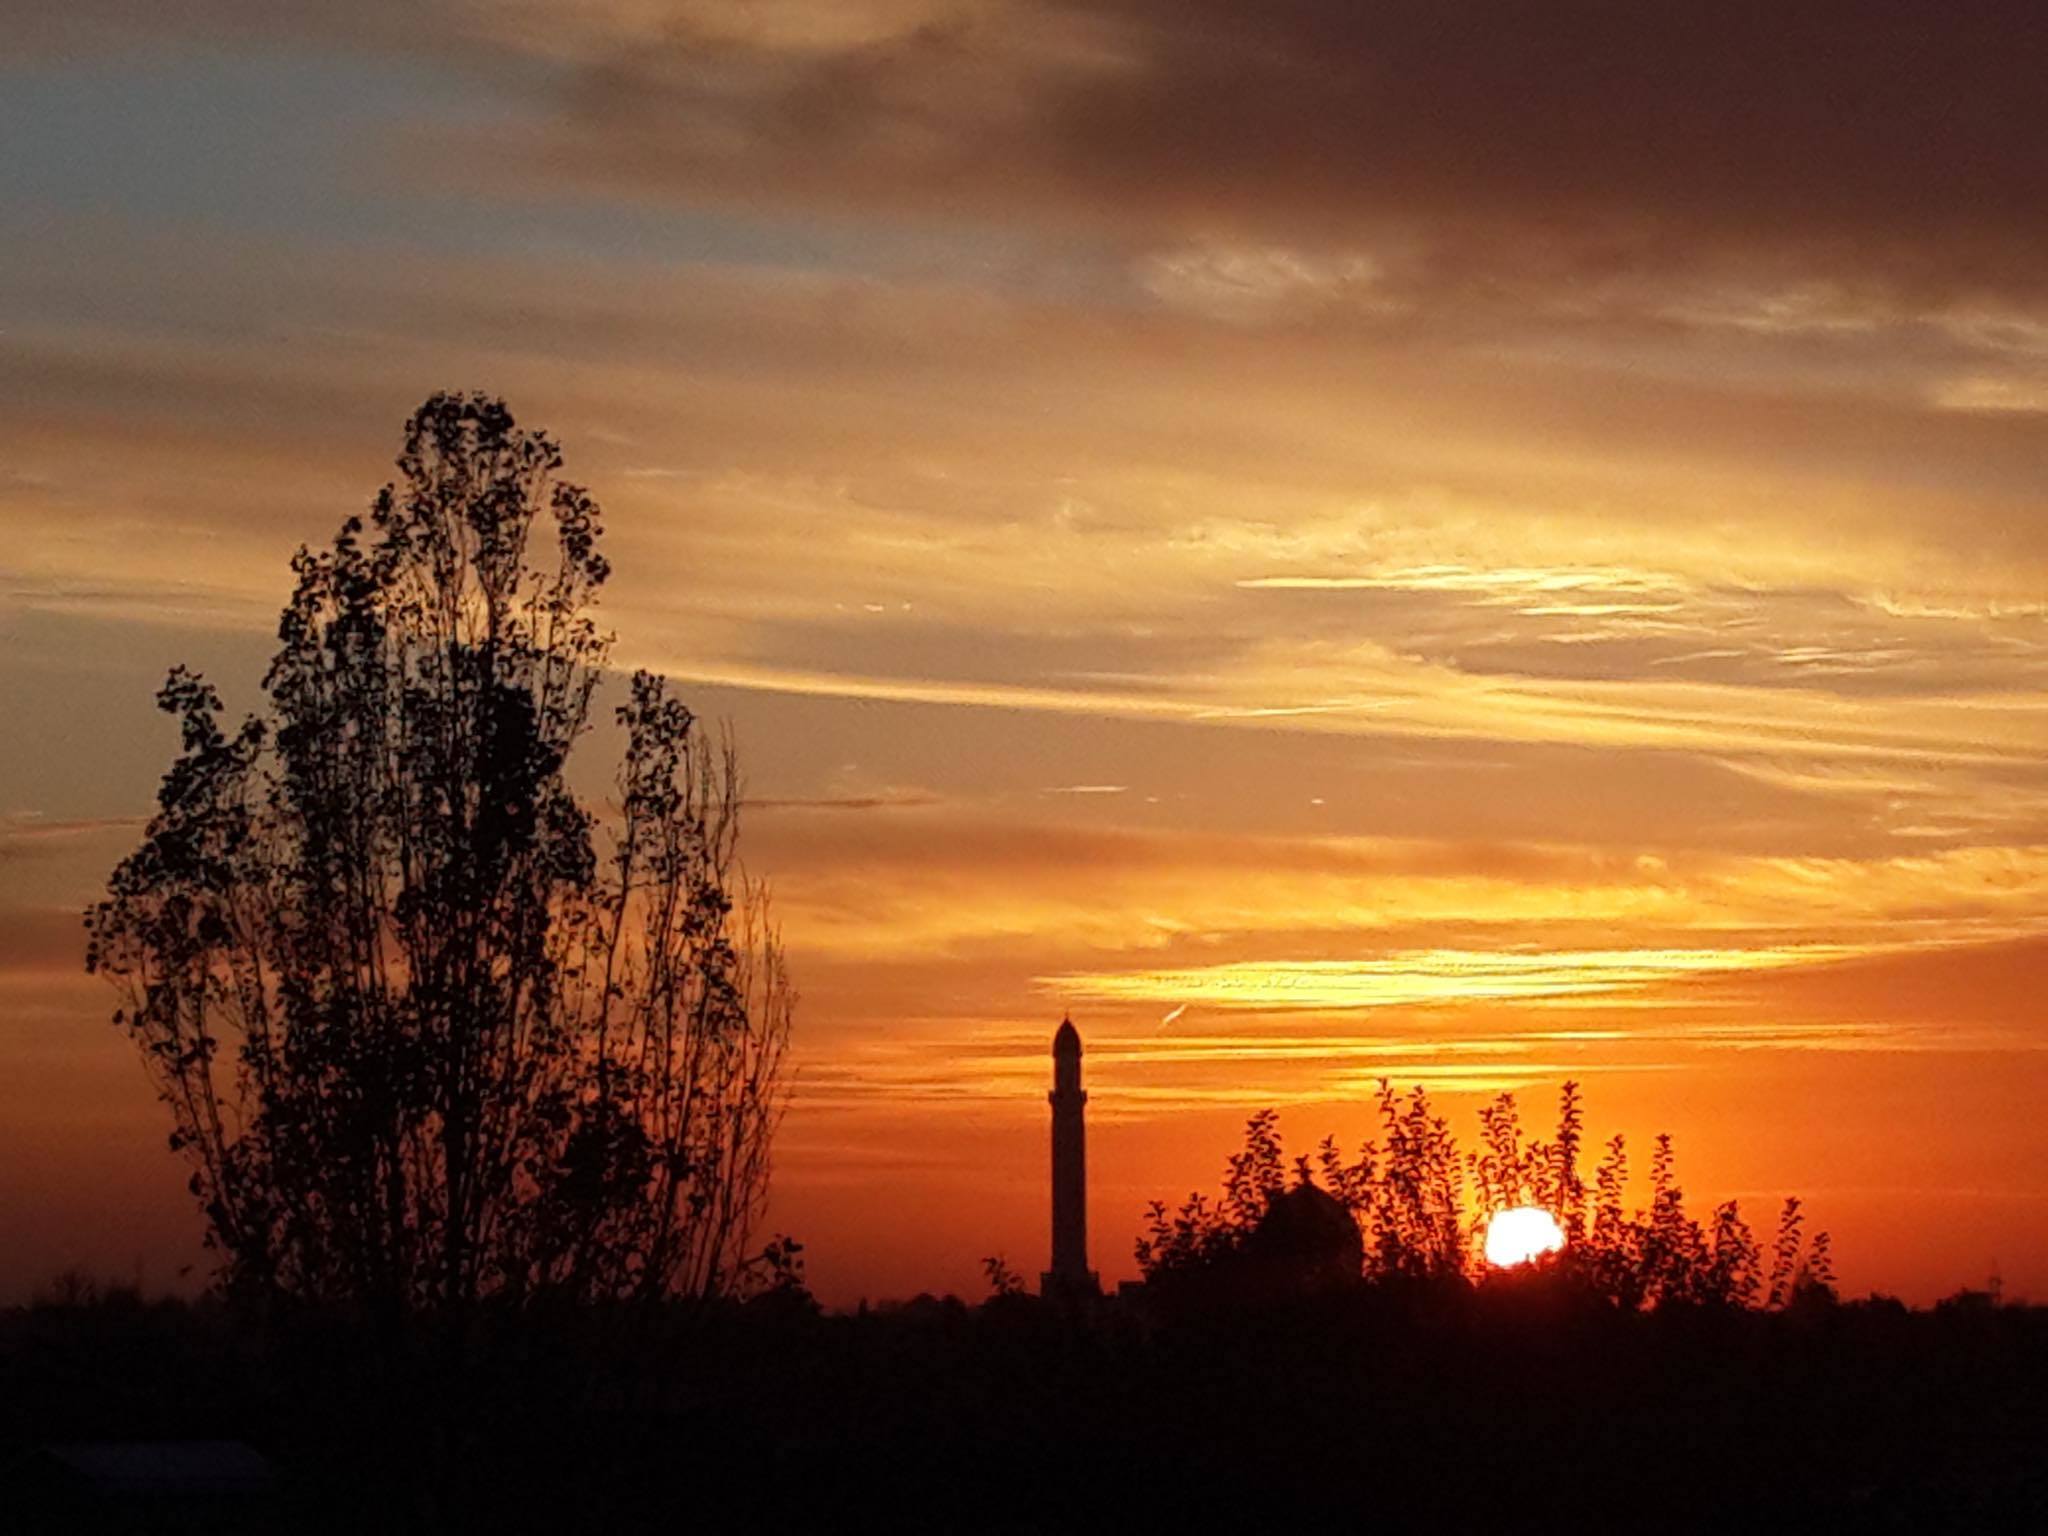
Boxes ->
[1141,1080,1825,1310]
[86,393,792,1318]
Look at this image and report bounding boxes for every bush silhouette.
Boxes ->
[1139,1079,1832,1310]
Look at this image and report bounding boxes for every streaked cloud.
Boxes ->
[1042,947,1861,1012]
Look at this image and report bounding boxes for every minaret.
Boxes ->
[1044,1015,1099,1297]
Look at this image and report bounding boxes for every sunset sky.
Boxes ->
[4,2,2046,1306]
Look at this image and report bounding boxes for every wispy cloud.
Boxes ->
[1039,946,1864,1013]
[745,790,941,812]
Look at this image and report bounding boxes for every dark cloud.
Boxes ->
[0,905,91,975]
[746,790,943,812]
[11,2,2048,305]
[513,1,2048,303]
[0,814,143,849]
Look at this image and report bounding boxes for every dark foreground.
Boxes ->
[4,1282,2043,1533]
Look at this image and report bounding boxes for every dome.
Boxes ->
[1053,1016,1081,1055]
[1246,1181,1364,1291]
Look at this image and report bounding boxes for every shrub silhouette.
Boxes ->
[1139,1078,1829,1310]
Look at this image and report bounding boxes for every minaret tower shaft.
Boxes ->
[1045,1015,1099,1297]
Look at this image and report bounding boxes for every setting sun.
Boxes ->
[1485,1207,1566,1269]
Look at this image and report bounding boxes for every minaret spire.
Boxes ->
[1044,1014,1099,1298]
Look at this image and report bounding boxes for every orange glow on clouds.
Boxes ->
[1042,947,1867,1011]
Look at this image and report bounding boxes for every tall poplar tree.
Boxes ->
[88,393,792,1316]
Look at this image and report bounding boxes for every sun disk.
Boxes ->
[1485,1206,1565,1268]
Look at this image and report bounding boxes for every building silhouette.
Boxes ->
[1042,1016,1099,1298]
